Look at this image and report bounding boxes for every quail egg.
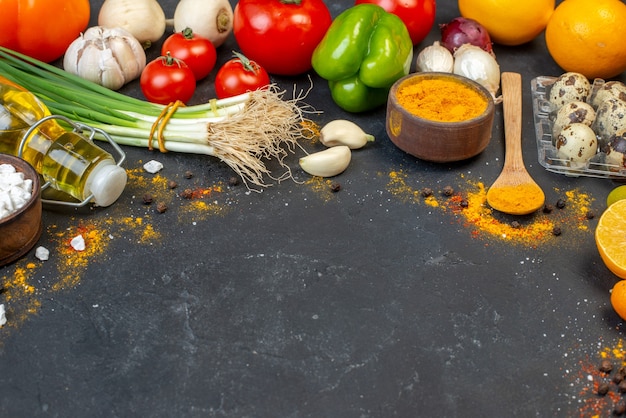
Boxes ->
[555,123,598,168]
[549,72,591,109]
[551,100,596,144]
[590,80,626,109]
[592,98,626,148]
[603,128,626,170]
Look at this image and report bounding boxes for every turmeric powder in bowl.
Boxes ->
[386,72,495,162]
[396,77,489,122]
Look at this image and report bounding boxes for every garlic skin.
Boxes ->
[453,44,501,102]
[63,27,146,90]
[319,120,375,149]
[98,0,166,47]
[415,42,454,73]
[299,146,352,177]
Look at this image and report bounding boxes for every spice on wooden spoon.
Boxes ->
[486,72,545,215]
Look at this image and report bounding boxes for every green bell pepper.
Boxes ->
[311,4,413,113]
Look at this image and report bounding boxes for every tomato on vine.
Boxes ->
[140,53,196,104]
[214,52,271,99]
[355,0,436,45]
[233,0,332,75]
[162,28,217,80]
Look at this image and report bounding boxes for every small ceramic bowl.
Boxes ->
[0,154,42,267]
[386,72,495,163]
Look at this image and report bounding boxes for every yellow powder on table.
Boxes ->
[397,78,488,122]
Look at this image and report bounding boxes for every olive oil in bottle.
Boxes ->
[0,76,127,206]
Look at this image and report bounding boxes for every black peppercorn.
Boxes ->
[585,211,595,220]
[556,199,566,209]
[180,189,193,199]
[459,199,469,208]
[511,221,521,229]
[615,401,626,416]
[552,226,562,236]
[600,359,614,373]
[597,382,610,396]
[142,193,153,205]
[168,180,178,189]
[543,204,554,214]
[228,176,240,187]
[156,202,167,213]
[330,182,341,192]
[421,187,433,197]
[442,186,454,196]
[184,170,193,179]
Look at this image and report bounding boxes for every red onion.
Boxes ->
[440,17,493,53]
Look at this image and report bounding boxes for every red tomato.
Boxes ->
[140,54,196,105]
[0,0,90,63]
[233,0,332,76]
[355,0,436,45]
[214,53,270,99]
[162,28,217,81]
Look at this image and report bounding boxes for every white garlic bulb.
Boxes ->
[415,41,454,73]
[63,26,146,90]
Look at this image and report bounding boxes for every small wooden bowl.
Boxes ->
[0,154,42,267]
[386,72,495,162]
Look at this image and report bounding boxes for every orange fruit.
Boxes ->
[545,0,626,80]
[458,0,554,46]
[596,199,626,279]
[611,280,626,321]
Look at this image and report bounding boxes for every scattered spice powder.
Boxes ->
[0,163,230,332]
[565,339,626,417]
[306,176,343,202]
[396,78,488,122]
[385,170,594,247]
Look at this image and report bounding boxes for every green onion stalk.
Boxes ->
[0,46,314,189]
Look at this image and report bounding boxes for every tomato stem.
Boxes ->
[232,51,259,74]
[280,0,302,4]
[182,27,195,39]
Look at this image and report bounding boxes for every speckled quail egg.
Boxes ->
[551,100,596,145]
[549,72,591,109]
[592,98,626,148]
[603,128,626,170]
[590,80,626,109]
[555,123,598,168]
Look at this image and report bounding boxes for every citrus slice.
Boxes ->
[596,199,626,279]
[611,280,626,321]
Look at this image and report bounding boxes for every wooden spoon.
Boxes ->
[486,72,545,215]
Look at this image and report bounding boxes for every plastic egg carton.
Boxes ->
[531,75,626,179]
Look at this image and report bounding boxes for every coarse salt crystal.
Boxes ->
[143,160,163,174]
[0,163,33,220]
[70,234,86,251]
[0,304,6,327]
[35,246,50,261]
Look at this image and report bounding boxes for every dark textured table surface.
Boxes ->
[2,0,625,416]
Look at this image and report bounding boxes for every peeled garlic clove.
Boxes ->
[415,41,454,73]
[299,146,351,177]
[319,119,375,149]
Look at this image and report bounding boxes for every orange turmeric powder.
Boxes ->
[396,78,488,122]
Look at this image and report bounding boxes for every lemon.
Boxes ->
[458,0,555,46]
[545,0,626,79]
[607,185,626,207]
